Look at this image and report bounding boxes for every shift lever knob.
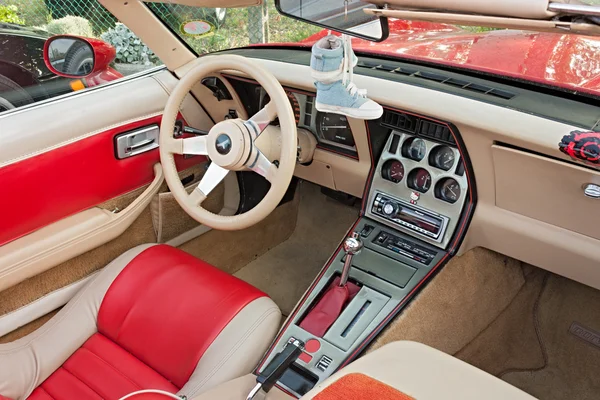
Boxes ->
[339,232,363,286]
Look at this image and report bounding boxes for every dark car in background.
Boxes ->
[0,22,72,110]
[0,22,121,112]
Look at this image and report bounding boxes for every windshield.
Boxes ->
[146,2,320,54]
[150,3,600,99]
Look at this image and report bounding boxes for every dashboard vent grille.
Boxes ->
[381,111,456,145]
[358,61,516,100]
[419,120,456,144]
[382,110,418,133]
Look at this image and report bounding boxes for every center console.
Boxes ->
[255,108,475,398]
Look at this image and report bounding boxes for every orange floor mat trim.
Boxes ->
[313,373,415,400]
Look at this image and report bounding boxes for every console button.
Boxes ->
[376,233,388,243]
[360,224,375,238]
[299,352,313,364]
[305,339,321,353]
[316,355,333,372]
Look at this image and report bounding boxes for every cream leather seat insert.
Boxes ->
[303,341,536,399]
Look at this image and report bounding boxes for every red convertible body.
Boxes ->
[297,19,600,97]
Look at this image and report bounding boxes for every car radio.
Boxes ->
[371,192,449,242]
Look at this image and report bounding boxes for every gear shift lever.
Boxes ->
[339,232,363,287]
[299,232,363,337]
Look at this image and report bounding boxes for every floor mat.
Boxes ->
[457,269,600,400]
[501,275,600,400]
[234,182,358,316]
[179,186,300,275]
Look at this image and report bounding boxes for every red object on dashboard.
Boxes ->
[559,130,600,165]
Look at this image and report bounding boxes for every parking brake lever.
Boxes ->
[247,339,305,400]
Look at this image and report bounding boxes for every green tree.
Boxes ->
[0,5,24,24]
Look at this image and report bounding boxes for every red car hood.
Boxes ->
[270,19,600,97]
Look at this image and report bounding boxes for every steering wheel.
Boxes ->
[159,55,297,230]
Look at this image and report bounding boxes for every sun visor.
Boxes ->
[365,0,600,37]
[367,0,559,19]
[144,0,261,7]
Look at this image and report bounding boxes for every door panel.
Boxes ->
[0,115,200,246]
[0,69,215,302]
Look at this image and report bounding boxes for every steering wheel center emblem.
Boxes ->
[215,134,232,155]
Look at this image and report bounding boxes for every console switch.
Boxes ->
[360,224,375,238]
[316,355,333,372]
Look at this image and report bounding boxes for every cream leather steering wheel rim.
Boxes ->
[159,55,297,230]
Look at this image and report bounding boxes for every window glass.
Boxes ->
[146,2,321,56]
[0,1,163,113]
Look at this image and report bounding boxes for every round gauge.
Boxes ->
[381,160,405,183]
[402,137,427,161]
[436,178,461,203]
[316,112,355,147]
[429,146,455,171]
[407,168,432,193]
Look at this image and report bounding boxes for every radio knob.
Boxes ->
[382,201,399,217]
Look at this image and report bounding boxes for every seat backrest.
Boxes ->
[97,244,266,388]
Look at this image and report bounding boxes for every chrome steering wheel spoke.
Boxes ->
[248,150,278,183]
[245,101,277,140]
[196,162,229,200]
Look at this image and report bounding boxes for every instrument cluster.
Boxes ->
[381,134,464,204]
[259,87,357,157]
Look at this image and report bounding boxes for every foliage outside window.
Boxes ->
[147,2,321,56]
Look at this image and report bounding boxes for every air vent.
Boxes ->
[358,62,516,100]
[419,120,455,144]
[381,110,418,133]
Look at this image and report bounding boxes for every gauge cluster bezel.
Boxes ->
[259,87,358,157]
[367,131,469,248]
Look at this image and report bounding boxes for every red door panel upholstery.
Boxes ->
[97,245,267,388]
[0,116,199,246]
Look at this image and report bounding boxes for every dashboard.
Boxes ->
[227,77,358,159]
[225,75,470,250]
[366,110,470,249]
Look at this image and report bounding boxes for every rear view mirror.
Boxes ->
[276,0,388,42]
[44,35,116,78]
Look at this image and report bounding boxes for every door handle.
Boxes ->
[128,138,155,151]
[115,125,159,159]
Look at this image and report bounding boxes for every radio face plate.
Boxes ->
[371,192,449,242]
[367,131,469,249]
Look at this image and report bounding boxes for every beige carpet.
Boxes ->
[368,247,527,355]
[179,186,301,275]
[234,182,358,316]
[454,267,600,400]
[501,275,600,400]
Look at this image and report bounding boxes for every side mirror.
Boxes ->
[43,35,116,78]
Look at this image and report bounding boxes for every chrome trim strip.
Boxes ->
[0,65,167,120]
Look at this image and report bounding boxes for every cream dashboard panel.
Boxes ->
[203,56,600,290]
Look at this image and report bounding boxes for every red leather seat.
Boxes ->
[0,245,282,400]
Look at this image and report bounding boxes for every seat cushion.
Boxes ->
[28,333,178,400]
[0,244,281,400]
